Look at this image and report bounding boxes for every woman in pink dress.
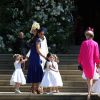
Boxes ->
[78,27,99,99]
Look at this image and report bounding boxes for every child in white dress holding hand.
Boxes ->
[92,60,100,94]
[10,54,27,93]
[40,53,63,93]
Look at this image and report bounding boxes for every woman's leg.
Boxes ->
[87,78,93,99]
[39,86,43,93]
[31,83,37,94]
[35,83,41,94]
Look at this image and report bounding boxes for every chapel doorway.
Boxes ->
[75,0,100,44]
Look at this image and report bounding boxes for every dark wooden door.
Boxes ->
[75,0,100,44]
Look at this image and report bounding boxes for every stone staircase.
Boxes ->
[0,46,100,100]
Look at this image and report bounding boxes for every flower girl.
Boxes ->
[52,54,63,93]
[10,54,27,93]
[40,53,57,93]
[40,53,63,93]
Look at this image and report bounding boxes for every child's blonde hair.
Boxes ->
[13,54,23,61]
[52,54,59,63]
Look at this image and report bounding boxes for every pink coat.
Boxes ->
[78,39,99,79]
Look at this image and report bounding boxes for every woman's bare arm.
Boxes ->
[36,41,46,59]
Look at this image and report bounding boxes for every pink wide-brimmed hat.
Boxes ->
[85,27,94,37]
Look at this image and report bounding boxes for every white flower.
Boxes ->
[65,1,68,3]
[57,22,61,25]
[7,34,15,41]
[0,36,3,41]
[35,6,40,10]
[57,29,64,33]
[48,47,51,50]
[52,44,56,47]
[45,0,49,3]
[8,48,12,52]
[57,3,64,12]
[40,0,43,2]
[61,17,65,20]
[0,36,5,49]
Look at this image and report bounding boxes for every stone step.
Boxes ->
[0,53,78,61]
[0,54,78,57]
[0,56,77,64]
[68,49,80,54]
[0,92,99,100]
[0,54,78,62]
[57,54,78,57]
[0,60,79,68]
[0,59,78,63]
[0,75,83,81]
[68,45,80,53]
[0,60,78,67]
[0,56,78,60]
[0,54,79,68]
[48,65,79,70]
[60,59,78,62]
[0,80,86,87]
[0,86,87,92]
[0,70,82,75]
[59,62,77,65]
[0,64,79,70]
[0,62,78,68]
[60,56,78,59]
[0,55,78,68]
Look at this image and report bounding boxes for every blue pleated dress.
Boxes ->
[26,37,43,83]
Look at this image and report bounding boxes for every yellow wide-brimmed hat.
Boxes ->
[30,21,40,33]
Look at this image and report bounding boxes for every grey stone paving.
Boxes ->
[0,92,98,96]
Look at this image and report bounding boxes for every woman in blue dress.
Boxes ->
[26,21,46,94]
